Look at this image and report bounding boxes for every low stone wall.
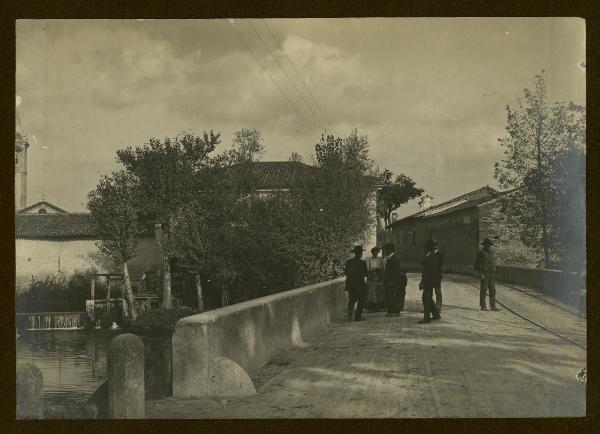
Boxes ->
[406,262,583,308]
[172,278,346,398]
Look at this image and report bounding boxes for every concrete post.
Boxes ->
[108,334,145,419]
[16,363,44,419]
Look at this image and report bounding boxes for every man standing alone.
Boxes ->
[432,241,444,313]
[474,238,499,311]
[345,245,368,321]
[419,239,441,324]
[382,243,406,317]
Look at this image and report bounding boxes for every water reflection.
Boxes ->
[17,328,173,418]
[16,329,125,407]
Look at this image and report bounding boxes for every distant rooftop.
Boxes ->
[16,213,97,239]
[390,186,503,227]
[226,161,323,190]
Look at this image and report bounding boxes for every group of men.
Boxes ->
[344,240,443,324]
[345,236,498,323]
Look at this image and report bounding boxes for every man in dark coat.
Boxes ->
[418,239,441,324]
[432,241,444,312]
[382,242,407,317]
[344,245,368,321]
[474,238,499,311]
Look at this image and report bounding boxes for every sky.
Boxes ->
[16,18,585,213]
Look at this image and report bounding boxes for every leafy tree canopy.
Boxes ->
[494,71,585,269]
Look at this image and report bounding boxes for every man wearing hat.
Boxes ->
[344,245,368,321]
[382,242,406,317]
[418,239,441,324]
[474,238,499,311]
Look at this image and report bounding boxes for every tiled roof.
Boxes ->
[225,161,380,189]
[390,186,502,226]
[16,213,98,239]
[225,161,323,189]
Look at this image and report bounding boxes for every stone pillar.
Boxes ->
[16,363,44,419]
[108,334,145,419]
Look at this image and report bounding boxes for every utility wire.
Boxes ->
[226,19,316,134]
[262,19,332,130]
[247,19,327,133]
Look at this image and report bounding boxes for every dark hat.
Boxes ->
[481,238,494,246]
[352,245,365,253]
[371,246,380,252]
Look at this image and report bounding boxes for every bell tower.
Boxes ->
[15,131,29,211]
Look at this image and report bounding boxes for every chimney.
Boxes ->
[418,194,433,211]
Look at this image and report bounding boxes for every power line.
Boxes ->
[247,19,327,133]
[262,19,332,130]
[226,20,316,134]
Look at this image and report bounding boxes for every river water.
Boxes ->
[16,328,172,418]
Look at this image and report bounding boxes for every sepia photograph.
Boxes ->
[14,18,586,419]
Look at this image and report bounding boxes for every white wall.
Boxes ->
[15,237,161,293]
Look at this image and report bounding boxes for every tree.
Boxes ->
[87,171,141,320]
[494,71,585,268]
[116,130,221,308]
[227,128,264,163]
[288,152,304,163]
[376,169,424,227]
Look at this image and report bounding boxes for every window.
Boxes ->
[409,231,414,249]
[463,215,471,224]
[399,232,404,249]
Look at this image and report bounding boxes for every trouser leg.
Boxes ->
[398,286,406,310]
[385,286,394,314]
[430,292,440,318]
[422,287,432,319]
[434,285,442,311]
[480,277,488,308]
[355,291,365,319]
[347,292,356,318]
[488,275,496,308]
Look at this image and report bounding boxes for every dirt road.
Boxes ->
[147,274,586,418]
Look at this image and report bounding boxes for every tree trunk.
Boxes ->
[123,261,139,320]
[162,255,172,309]
[155,223,173,309]
[195,274,204,312]
[221,288,229,307]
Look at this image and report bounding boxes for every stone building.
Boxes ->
[388,186,505,272]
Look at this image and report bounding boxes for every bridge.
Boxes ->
[145,274,586,418]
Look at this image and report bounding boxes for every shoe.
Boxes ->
[490,306,500,311]
[481,306,488,311]
[354,317,366,321]
[418,319,431,324]
[432,315,441,321]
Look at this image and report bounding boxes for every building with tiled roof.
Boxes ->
[386,186,513,271]
[15,213,161,292]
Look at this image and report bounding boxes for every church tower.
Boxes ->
[15,131,29,211]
